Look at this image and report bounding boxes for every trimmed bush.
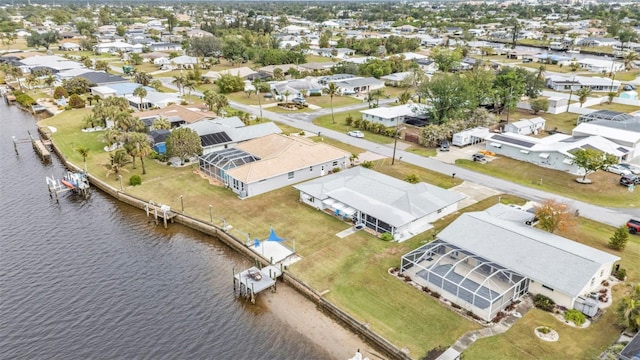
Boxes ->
[68,94,86,109]
[534,294,555,312]
[129,175,142,186]
[53,86,68,99]
[615,268,627,281]
[380,232,394,241]
[564,309,586,326]
[15,93,35,107]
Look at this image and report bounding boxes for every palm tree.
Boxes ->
[576,87,592,107]
[172,74,186,95]
[184,79,197,98]
[366,92,375,108]
[103,149,131,178]
[214,93,229,116]
[398,91,412,105]
[152,117,171,130]
[326,82,338,124]
[203,89,217,111]
[371,89,384,107]
[100,128,123,151]
[133,86,147,110]
[75,146,90,171]
[150,79,163,92]
[623,51,639,71]
[282,89,291,104]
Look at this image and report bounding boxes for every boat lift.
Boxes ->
[46,171,90,201]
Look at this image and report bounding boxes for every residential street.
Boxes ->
[227,99,640,228]
[154,77,638,227]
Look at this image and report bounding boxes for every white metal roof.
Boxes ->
[437,207,620,297]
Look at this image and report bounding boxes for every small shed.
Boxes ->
[504,117,546,136]
[620,91,638,100]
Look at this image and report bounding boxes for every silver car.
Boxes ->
[606,164,632,175]
[619,163,640,175]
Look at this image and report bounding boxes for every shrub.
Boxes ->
[309,91,321,97]
[331,167,341,173]
[404,174,420,184]
[422,286,430,293]
[564,309,586,326]
[68,94,85,109]
[609,225,629,250]
[403,274,411,282]
[345,114,354,127]
[15,93,35,107]
[361,160,374,169]
[615,268,627,281]
[451,303,461,309]
[602,280,610,287]
[534,294,555,312]
[538,326,550,334]
[380,232,394,241]
[492,311,506,323]
[298,130,305,135]
[431,292,440,299]
[128,175,142,186]
[53,86,68,99]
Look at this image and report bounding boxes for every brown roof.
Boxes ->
[226,134,351,183]
[134,104,215,124]
[0,51,43,59]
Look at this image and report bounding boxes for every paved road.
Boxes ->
[228,100,640,227]
[154,77,638,226]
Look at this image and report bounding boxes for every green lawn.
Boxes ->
[519,62,574,73]
[305,94,362,108]
[509,109,578,134]
[313,111,397,145]
[590,102,640,113]
[40,109,637,359]
[305,54,336,63]
[466,217,640,359]
[455,157,639,208]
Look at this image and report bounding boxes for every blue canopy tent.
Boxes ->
[267,227,285,242]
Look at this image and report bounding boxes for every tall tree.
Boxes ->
[576,87,592,107]
[617,285,640,332]
[430,46,462,73]
[534,199,577,234]
[166,127,202,163]
[326,82,338,124]
[573,148,617,183]
[133,86,147,111]
[103,149,131,178]
[75,146,90,170]
[417,74,470,124]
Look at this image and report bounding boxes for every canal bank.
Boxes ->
[42,125,411,360]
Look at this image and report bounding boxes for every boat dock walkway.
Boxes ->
[145,201,178,228]
[233,265,283,304]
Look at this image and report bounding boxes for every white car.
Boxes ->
[606,164,632,175]
[619,163,640,175]
[347,130,364,138]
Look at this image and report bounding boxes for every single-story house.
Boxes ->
[18,55,83,73]
[485,132,630,174]
[200,133,350,199]
[58,42,81,51]
[93,42,134,54]
[332,77,385,95]
[148,42,182,52]
[294,167,465,241]
[187,118,282,154]
[202,66,258,81]
[380,71,413,87]
[134,104,215,125]
[401,204,620,321]
[170,55,198,69]
[503,117,546,136]
[126,90,181,110]
[573,119,640,160]
[577,58,625,73]
[546,75,620,93]
[314,47,354,59]
[576,37,619,47]
[360,104,425,126]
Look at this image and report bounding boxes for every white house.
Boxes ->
[573,120,640,160]
[202,134,350,199]
[331,77,385,95]
[503,117,546,136]
[577,58,624,73]
[546,75,620,93]
[294,167,465,241]
[401,204,620,321]
[485,132,630,174]
[360,104,424,126]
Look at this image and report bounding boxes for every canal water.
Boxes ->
[0,102,331,359]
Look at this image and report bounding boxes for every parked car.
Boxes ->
[472,153,487,163]
[292,96,306,105]
[623,84,636,91]
[439,140,450,152]
[606,164,632,175]
[347,130,364,138]
[619,163,640,175]
[620,174,640,186]
[522,58,533,63]
[627,219,640,235]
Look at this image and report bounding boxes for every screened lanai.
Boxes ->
[578,110,637,124]
[401,239,529,321]
[198,148,259,183]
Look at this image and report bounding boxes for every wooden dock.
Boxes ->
[145,201,177,228]
[12,131,51,162]
[233,265,282,304]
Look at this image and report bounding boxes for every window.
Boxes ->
[332,161,338,166]
[600,269,604,277]
[490,142,502,148]
[591,277,595,286]
[309,166,313,172]
[288,172,294,179]
[520,150,530,154]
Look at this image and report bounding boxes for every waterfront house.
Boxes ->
[401,204,619,321]
[294,167,465,241]
[186,118,282,155]
[200,134,350,199]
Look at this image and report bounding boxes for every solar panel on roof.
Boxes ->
[491,134,535,148]
[200,131,232,147]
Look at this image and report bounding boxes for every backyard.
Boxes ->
[39,107,638,359]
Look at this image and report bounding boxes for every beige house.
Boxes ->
[212,134,351,199]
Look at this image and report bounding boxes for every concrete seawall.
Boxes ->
[46,137,412,360]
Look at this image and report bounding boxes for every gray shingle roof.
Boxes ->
[294,167,465,227]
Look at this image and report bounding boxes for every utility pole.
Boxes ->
[391,117,399,165]
[566,76,575,112]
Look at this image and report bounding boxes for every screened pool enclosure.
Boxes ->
[198,148,259,184]
[401,240,529,321]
